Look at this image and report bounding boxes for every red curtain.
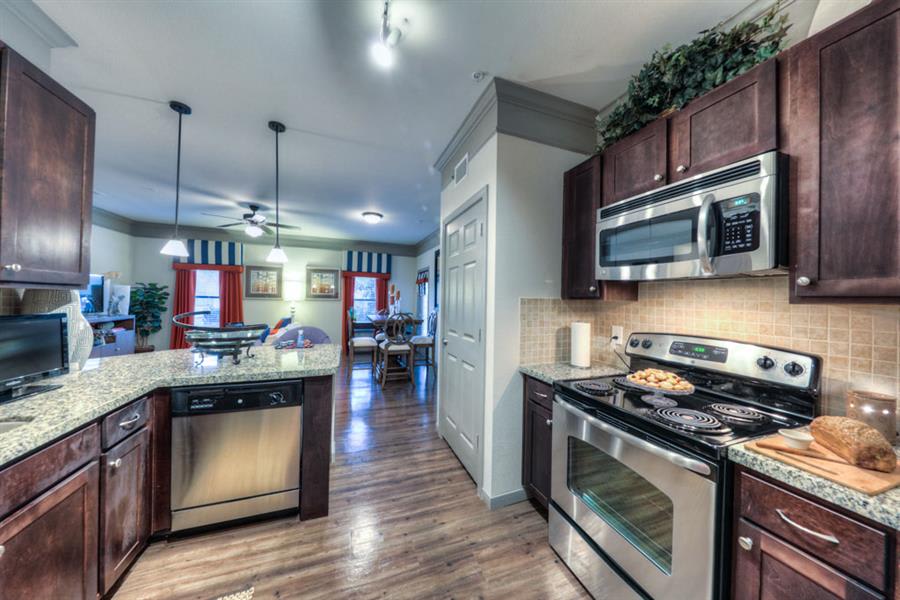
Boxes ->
[219,269,244,326]
[376,278,388,312]
[341,272,356,353]
[170,268,196,349]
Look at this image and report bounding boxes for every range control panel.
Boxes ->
[716,194,761,255]
[625,332,820,391]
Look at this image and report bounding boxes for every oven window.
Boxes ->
[599,207,698,267]
[567,437,674,574]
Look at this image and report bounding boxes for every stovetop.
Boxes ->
[553,333,821,461]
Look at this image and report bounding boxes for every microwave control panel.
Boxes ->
[716,194,760,255]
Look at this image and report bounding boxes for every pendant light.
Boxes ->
[160,101,192,257]
[266,120,288,263]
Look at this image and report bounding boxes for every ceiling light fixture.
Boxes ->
[244,223,264,238]
[370,0,401,69]
[160,101,192,257]
[266,120,288,264]
[362,211,384,224]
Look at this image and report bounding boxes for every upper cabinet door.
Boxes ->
[669,59,777,181]
[0,45,95,287]
[785,1,899,300]
[601,118,668,206]
[562,156,601,298]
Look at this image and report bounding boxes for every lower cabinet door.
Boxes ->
[0,461,99,599]
[733,518,881,600]
[100,428,150,594]
[523,399,553,508]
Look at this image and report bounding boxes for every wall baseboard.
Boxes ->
[480,487,528,510]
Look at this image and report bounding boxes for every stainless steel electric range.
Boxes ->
[549,332,821,600]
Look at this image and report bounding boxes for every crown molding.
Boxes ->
[413,228,440,256]
[0,0,76,49]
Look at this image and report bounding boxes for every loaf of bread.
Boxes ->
[810,416,897,473]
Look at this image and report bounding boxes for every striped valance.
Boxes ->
[345,251,391,274]
[416,268,429,284]
[177,239,244,266]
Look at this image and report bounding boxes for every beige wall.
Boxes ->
[520,276,900,423]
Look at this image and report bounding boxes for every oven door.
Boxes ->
[551,396,717,600]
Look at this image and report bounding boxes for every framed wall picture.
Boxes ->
[244,265,283,299]
[306,267,340,300]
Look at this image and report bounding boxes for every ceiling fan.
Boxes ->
[202,204,299,238]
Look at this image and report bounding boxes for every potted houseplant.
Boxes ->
[130,282,170,353]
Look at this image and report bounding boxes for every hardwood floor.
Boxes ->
[114,364,589,600]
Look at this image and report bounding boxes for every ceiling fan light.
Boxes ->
[266,245,288,264]
[362,211,384,224]
[160,238,189,257]
[245,224,264,238]
[370,41,394,69]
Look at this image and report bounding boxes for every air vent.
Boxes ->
[600,160,763,219]
[454,154,468,185]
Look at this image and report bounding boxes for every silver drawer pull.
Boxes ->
[109,458,122,469]
[653,173,663,182]
[738,536,753,551]
[119,414,141,430]
[3,263,22,272]
[0,544,5,558]
[533,391,549,399]
[776,509,839,544]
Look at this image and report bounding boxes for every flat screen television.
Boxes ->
[79,273,105,314]
[0,314,69,403]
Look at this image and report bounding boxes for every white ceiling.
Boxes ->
[35,0,751,245]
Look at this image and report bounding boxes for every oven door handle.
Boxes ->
[554,397,712,476]
[697,193,715,275]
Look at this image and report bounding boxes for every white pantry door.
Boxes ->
[439,188,487,486]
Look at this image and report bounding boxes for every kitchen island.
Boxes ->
[0,344,341,599]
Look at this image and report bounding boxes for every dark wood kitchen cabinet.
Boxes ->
[0,42,95,288]
[522,375,553,510]
[782,0,900,301]
[561,156,638,300]
[601,118,668,206]
[100,427,150,594]
[0,462,100,600]
[668,59,777,181]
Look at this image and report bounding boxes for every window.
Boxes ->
[353,277,377,318]
[194,270,220,326]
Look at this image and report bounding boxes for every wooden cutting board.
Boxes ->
[746,435,900,496]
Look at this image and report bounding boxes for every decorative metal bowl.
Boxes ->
[172,311,268,364]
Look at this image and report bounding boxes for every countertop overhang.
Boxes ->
[0,344,341,469]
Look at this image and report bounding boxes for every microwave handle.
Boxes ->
[554,397,712,476]
[697,194,715,275]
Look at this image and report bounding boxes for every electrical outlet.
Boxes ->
[611,325,624,347]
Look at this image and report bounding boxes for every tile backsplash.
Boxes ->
[520,276,900,419]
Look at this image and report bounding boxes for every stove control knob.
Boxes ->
[640,339,653,349]
[756,356,775,370]
[629,338,640,348]
[783,361,805,377]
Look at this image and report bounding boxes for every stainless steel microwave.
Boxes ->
[596,151,787,281]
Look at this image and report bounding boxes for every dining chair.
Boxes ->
[376,313,415,387]
[346,310,377,379]
[411,310,437,379]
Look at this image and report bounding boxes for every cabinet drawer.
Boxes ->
[525,376,553,410]
[0,424,100,518]
[102,397,149,450]
[738,471,888,591]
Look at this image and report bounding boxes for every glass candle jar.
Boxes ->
[846,390,897,444]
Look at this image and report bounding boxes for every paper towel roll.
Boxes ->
[571,322,591,368]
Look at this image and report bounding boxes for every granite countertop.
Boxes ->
[729,442,900,530]
[519,362,626,384]
[0,344,341,469]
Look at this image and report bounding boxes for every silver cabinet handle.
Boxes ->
[554,397,712,476]
[108,458,122,469]
[776,509,839,544]
[2,264,21,272]
[0,544,5,558]
[676,164,688,173]
[545,418,552,427]
[653,174,663,182]
[588,285,597,292]
[534,391,549,399]
[119,414,141,430]
[738,536,753,551]
[796,276,811,287]
[697,193,715,275]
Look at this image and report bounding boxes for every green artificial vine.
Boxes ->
[596,3,790,151]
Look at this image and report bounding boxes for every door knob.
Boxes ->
[738,536,753,551]
[2,263,21,272]
[676,164,688,173]
[108,458,123,469]
[442,339,448,346]
[796,276,811,287]
[653,174,663,182]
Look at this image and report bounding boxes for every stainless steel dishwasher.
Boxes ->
[170,382,302,532]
